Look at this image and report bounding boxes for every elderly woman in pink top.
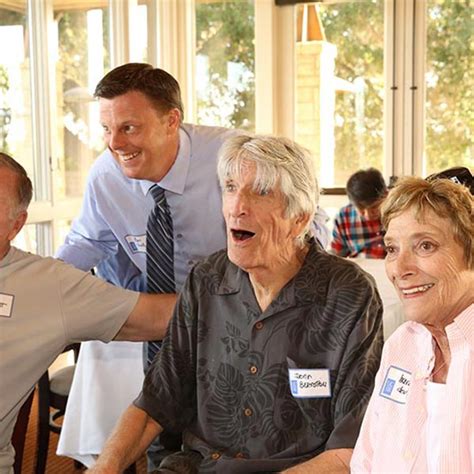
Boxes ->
[351,176,473,473]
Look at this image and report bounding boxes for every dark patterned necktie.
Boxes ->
[146,184,175,365]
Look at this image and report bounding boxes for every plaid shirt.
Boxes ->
[331,203,386,259]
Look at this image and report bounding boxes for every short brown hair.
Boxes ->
[381,176,473,268]
[94,63,184,118]
[0,152,33,212]
[346,168,387,208]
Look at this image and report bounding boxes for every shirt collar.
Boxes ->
[216,239,322,306]
[447,303,474,350]
[139,126,191,197]
[404,303,474,350]
[0,246,18,267]
[217,260,242,295]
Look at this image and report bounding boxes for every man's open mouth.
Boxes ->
[231,229,255,241]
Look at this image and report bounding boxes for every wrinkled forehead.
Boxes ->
[385,206,453,239]
[224,157,280,192]
[223,156,255,178]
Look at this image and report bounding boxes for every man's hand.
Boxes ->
[86,404,163,473]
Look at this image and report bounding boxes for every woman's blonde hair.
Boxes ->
[381,176,473,268]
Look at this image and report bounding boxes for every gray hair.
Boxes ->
[217,134,319,245]
[0,152,33,216]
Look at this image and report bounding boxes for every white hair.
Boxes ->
[217,134,319,245]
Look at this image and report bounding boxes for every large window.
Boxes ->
[53,4,110,199]
[2,0,472,256]
[294,1,384,188]
[424,0,473,175]
[0,5,34,195]
[195,0,255,131]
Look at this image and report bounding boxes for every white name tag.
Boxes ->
[0,293,14,318]
[289,368,331,398]
[125,234,146,254]
[379,365,412,404]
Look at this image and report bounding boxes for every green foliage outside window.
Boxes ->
[425,0,473,173]
[319,0,384,183]
[320,0,472,179]
[195,0,255,131]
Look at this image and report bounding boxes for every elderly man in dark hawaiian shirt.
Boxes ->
[90,135,383,474]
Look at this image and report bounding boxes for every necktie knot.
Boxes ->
[150,184,166,207]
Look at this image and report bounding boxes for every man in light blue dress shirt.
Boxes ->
[56,63,330,471]
[57,64,328,280]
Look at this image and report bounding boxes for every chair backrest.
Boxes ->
[12,390,35,474]
[35,343,80,474]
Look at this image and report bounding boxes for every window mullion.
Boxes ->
[109,0,131,67]
[412,0,427,177]
[28,0,52,204]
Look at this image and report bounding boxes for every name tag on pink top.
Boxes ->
[380,365,412,404]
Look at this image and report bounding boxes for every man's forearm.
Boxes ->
[282,448,353,474]
[87,404,162,473]
[115,292,177,341]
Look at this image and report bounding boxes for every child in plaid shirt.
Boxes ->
[331,168,387,259]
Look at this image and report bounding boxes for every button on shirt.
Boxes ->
[351,304,474,473]
[135,241,384,472]
[331,203,386,259]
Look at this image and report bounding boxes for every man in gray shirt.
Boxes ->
[0,153,175,474]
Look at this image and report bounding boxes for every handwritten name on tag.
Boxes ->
[289,368,331,398]
[0,293,14,318]
[379,365,412,404]
[125,234,146,253]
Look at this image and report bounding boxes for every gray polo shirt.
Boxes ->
[0,247,138,473]
[135,240,383,473]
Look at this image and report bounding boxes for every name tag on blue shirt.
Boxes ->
[379,365,412,404]
[289,368,331,398]
[0,293,14,318]
[125,234,146,254]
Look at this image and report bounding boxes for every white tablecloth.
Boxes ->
[57,258,404,467]
[352,257,405,340]
[57,341,144,467]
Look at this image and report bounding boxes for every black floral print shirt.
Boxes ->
[135,240,383,473]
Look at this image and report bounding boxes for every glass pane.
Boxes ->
[52,2,110,198]
[195,0,255,131]
[0,3,34,196]
[130,4,148,62]
[424,0,473,175]
[295,1,384,187]
[13,223,39,254]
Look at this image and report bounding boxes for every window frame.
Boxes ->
[16,0,464,256]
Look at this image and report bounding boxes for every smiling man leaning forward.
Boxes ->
[88,134,383,474]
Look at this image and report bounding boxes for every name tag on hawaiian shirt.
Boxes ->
[125,234,146,253]
[379,365,412,404]
[289,368,331,398]
[0,293,14,318]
